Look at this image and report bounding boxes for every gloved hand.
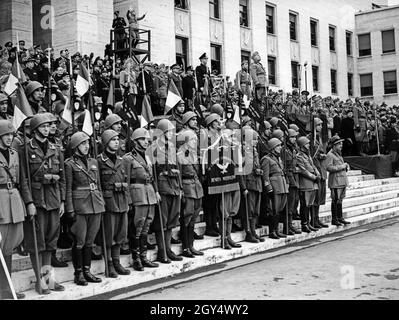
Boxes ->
[67,211,76,223]
[265,184,273,193]
[27,203,37,219]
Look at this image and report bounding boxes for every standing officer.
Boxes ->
[112,11,127,51]
[19,113,66,294]
[250,52,267,103]
[283,129,302,235]
[0,120,26,299]
[152,119,183,263]
[310,118,329,229]
[325,136,351,226]
[238,127,264,243]
[65,132,105,286]
[235,60,251,98]
[261,138,289,239]
[177,129,204,257]
[296,137,320,233]
[124,128,160,271]
[195,53,212,105]
[97,129,131,277]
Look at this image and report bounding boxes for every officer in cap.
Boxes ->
[195,53,212,102]
[250,51,267,102]
[97,129,131,277]
[112,10,127,50]
[0,92,11,120]
[235,60,251,98]
[25,81,46,114]
[151,119,184,263]
[296,136,320,233]
[65,132,105,286]
[325,135,351,226]
[0,120,26,299]
[123,128,160,271]
[260,138,289,239]
[19,113,66,294]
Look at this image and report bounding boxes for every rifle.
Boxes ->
[0,234,17,299]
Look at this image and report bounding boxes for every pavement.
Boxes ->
[102,217,399,300]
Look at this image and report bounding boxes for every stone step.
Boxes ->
[19,206,399,300]
[347,177,399,190]
[340,170,362,177]
[347,174,375,183]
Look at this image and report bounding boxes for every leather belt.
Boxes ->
[131,178,153,184]
[74,183,98,191]
[0,182,17,190]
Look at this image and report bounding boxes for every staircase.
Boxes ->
[10,170,399,300]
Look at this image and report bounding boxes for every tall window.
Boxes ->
[358,33,371,56]
[239,0,249,27]
[384,70,397,94]
[241,50,251,64]
[360,73,373,96]
[211,44,222,74]
[329,26,336,51]
[382,30,395,54]
[346,31,352,56]
[289,13,298,41]
[331,69,337,94]
[266,4,275,34]
[348,73,353,96]
[175,37,188,68]
[209,0,220,19]
[175,0,188,10]
[291,61,299,88]
[312,65,319,92]
[268,56,276,85]
[310,19,318,46]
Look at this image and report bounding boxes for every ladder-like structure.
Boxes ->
[110,26,151,63]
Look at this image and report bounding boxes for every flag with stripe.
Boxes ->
[12,84,34,129]
[76,62,90,97]
[82,109,93,136]
[165,80,182,115]
[140,94,153,128]
[4,59,26,96]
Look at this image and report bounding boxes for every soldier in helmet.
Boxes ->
[0,92,11,121]
[0,120,26,299]
[151,119,184,263]
[25,81,47,114]
[102,114,126,156]
[123,128,160,271]
[65,132,105,286]
[238,127,264,243]
[260,138,289,239]
[296,136,320,233]
[97,130,131,277]
[168,101,185,133]
[19,113,66,294]
[325,136,351,226]
[176,129,204,257]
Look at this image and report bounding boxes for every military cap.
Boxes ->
[18,40,25,45]
[199,53,208,60]
[131,128,150,141]
[205,113,221,127]
[292,89,299,96]
[104,114,122,130]
[0,120,15,137]
[30,113,52,132]
[268,138,282,150]
[25,81,44,96]
[301,90,310,97]
[270,117,279,127]
[251,51,260,59]
[297,136,310,148]
[329,135,344,146]
[157,119,175,133]
[101,129,119,146]
[288,129,299,138]
[182,111,197,125]
[70,131,90,149]
[314,117,323,126]
[289,124,299,132]
[210,103,224,116]
[271,129,284,140]
[4,42,13,48]
[171,64,180,70]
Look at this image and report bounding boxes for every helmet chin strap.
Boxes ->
[35,130,48,141]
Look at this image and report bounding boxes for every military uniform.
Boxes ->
[250,53,267,102]
[235,68,251,98]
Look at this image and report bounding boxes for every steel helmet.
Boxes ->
[101,129,119,146]
[272,129,284,140]
[297,136,310,148]
[264,120,272,130]
[288,129,299,138]
[0,92,8,102]
[268,138,282,150]
[289,124,299,132]
[30,113,52,132]
[0,120,15,136]
[210,104,224,116]
[157,119,175,133]
[205,113,221,127]
[182,111,197,125]
[177,129,197,144]
[314,117,323,126]
[25,81,44,97]
[43,112,58,123]
[243,126,258,140]
[270,117,279,127]
[104,114,123,130]
[70,131,90,149]
[54,101,65,116]
[131,128,150,141]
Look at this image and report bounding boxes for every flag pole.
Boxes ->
[70,56,76,133]
[48,46,52,108]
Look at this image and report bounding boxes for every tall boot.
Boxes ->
[337,202,351,225]
[82,246,101,283]
[301,207,312,233]
[288,212,302,234]
[205,210,219,237]
[226,218,241,248]
[281,211,295,236]
[155,231,171,263]
[111,245,130,275]
[308,206,320,231]
[139,234,159,268]
[105,248,118,278]
[220,218,231,249]
[188,224,204,256]
[130,238,144,271]
[331,202,342,226]
[165,229,183,261]
[72,247,87,286]
[30,253,50,295]
[275,215,287,238]
[180,224,195,258]
[268,215,279,239]
[245,218,259,243]
[315,205,328,228]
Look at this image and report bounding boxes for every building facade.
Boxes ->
[2,0,399,104]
